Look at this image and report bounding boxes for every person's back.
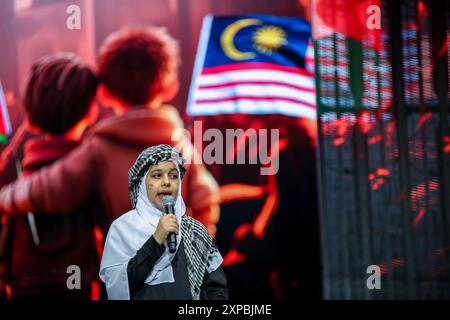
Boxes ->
[10,53,99,299]
[99,144,228,300]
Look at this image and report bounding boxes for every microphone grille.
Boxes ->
[161,195,175,206]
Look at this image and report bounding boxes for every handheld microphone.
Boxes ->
[161,195,177,253]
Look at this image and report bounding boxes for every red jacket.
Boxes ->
[10,136,98,297]
[1,106,219,235]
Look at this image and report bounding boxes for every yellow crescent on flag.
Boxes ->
[220,18,262,60]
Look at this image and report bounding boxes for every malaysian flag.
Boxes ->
[187,15,316,119]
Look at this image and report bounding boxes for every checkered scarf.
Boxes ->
[128,144,213,299]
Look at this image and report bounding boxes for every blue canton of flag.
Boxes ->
[187,15,316,119]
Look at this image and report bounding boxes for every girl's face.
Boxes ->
[145,161,180,210]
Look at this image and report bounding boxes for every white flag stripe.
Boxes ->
[189,99,316,119]
[194,84,316,105]
[198,69,315,89]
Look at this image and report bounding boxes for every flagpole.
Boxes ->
[0,81,39,246]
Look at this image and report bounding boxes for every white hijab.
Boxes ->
[99,166,222,300]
